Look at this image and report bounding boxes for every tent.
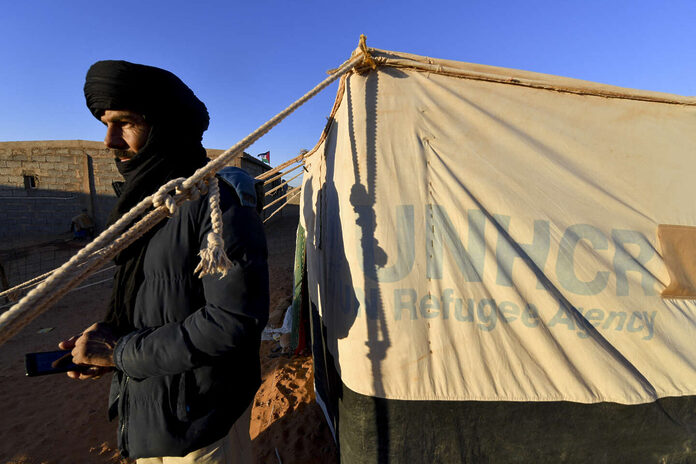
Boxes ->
[299,47,696,462]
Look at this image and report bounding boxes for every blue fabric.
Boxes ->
[217,166,260,208]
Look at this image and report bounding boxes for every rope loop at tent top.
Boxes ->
[356,34,377,72]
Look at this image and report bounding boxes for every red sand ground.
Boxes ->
[0,209,338,463]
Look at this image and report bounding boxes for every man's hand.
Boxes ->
[58,322,118,380]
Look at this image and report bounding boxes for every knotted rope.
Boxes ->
[194,177,233,278]
[357,34,377,71]
[0,35,377,347]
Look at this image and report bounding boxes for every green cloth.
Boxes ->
[289,224,306,351]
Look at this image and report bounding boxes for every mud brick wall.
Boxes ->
[0,141,271,243]
[0,141,121,241]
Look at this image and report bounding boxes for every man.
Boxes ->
[71,208,95,239]
[59,60,269,463]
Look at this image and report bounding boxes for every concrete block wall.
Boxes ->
[0,141,274,244]
[0,141,122,242]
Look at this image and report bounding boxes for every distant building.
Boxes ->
[207,149,273,179]
[0,140,272,242]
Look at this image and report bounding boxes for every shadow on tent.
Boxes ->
[306,70,392,463]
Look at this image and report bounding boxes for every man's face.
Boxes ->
[100,110,151,161]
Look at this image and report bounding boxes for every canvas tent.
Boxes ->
[299,47,696,462]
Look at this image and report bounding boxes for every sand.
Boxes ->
[0,207,337,464]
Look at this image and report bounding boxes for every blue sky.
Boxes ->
[1,1,694,168]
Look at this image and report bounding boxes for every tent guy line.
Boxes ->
[0,36,376,347]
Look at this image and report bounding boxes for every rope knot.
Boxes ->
[197,179,210,195]
[153,178,186,215]
[355,34,377,73]
[194,176,232,278]
[176,177,209,202]
[194,231,233,278]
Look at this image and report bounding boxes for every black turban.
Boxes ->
[84,60,210,334]
[84,60,209,138]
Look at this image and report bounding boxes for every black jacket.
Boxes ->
[109,175,269,458]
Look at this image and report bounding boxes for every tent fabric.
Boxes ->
[322,372,696,463]
[300,47,696,407]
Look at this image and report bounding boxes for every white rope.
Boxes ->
[263,162,305,187]
[263,188,303,224]
[1,269,56,301]
[194,177,233,278]
[0,265,116,301]
[0,39,374,347]
[371,56,696,106]
[0,277,113,311]
[71,277,113,292]
[179,52,365,194]
[264,169,304,197]
[256,152,307,181]
[264,186,301,211]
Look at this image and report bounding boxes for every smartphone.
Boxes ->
[25,349,88,377]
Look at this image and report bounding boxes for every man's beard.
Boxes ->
[111,149,136,161]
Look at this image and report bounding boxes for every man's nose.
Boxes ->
[104,125,126,149]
